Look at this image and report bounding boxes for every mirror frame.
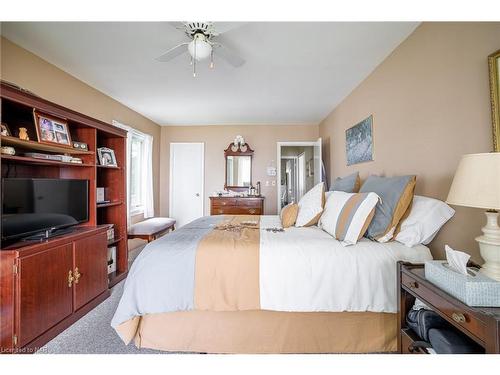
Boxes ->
[489,49,500,151]
[224,142,254,191]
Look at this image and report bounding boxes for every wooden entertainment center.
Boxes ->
[0,82,128,353]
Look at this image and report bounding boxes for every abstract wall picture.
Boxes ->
[346,115,373,166]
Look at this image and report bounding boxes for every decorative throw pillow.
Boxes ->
[319,191,380,246]
[359,175,417,242]
[395,195,455,247]
[280,203,299,228]
[295,182,325,227]
[330,172,361,193]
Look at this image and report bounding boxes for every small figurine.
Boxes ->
[18,127,29,141]
[1,122,11,136]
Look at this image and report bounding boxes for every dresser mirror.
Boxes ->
[224,141,253,191]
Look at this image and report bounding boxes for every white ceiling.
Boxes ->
[1,22,419,126]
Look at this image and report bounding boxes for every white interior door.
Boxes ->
[169,143,204,228]
[313,138,322,185]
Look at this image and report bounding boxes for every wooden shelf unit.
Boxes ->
[1,135,94,155]
[97,201,123,208]
[1,154,95,168]
[1,82,128,288]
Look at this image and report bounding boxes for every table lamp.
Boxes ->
[446,152,500,281]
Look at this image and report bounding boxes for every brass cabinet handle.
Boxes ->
[452,312,466,323]
[408,281,418,289]
[68,270,74,288]
[249,209,256,214]
[74,267,81,284]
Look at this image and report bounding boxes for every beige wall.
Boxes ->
[319,22,500,262]
[0,37,162,221]
[160,125,319,216]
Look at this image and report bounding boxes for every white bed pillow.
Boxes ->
[319,191,380,246]
[295,182,325,227]
[395,195,455,247]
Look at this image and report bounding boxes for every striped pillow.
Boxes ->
[319,191,380,246]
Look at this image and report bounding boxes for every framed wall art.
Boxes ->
[346,115,374,166]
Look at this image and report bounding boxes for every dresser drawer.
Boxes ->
[237,199,262,208]
[211,198,238,207]
[240,207,261,215]
[211,206,262,215]
[401,273,486,342]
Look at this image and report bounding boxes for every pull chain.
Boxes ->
[193,38,197,77]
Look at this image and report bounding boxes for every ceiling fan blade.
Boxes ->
[167,22,188,33]
[213,44,245,67]
[212,22,246,36]
[155,43,189,62]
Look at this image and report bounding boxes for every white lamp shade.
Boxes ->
[188,39,212,61]
[446,152,500,210]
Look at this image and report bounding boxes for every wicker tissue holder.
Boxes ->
[424,260,500,307]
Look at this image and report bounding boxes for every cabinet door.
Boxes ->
[18,244,73,347]
[74,233,108,310]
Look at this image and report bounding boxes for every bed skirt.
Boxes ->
[123,310,397,354]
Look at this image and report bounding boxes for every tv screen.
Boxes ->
[2,178,89,241]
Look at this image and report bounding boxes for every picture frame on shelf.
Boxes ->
[33,110,73,148]
[0,122,11,136]
[97,147,118,167]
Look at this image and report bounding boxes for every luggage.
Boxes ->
[406,307,485,354]
[428,328,484,354]
[406,308,449,342]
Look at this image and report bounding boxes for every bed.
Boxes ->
[112,215,432,353]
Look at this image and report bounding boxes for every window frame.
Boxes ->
[129,131,146,216]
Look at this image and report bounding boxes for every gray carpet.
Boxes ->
[37,245,169,354]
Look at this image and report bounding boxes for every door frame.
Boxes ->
[280,155,299,208]
[276,140,321,213]
[169,142,205,221]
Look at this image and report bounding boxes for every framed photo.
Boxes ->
[489,49,500,151]
[97,147,118,167]
[346,115,374,166]
[1,122,11,136]
[33,111,72,148]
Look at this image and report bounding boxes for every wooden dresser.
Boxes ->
[210,196,264,215]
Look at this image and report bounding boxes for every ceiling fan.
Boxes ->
[156,22,246,77]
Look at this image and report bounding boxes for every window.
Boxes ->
[130,133,146,214]
[113,120,154,220]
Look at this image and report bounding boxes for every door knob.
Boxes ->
[195,193,200,197]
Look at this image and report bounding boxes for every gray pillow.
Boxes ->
[330,172,360,193]
[359,175,416,241]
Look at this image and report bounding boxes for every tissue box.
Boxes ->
[425,261,500,307]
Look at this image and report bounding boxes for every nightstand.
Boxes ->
[397,262,500,354]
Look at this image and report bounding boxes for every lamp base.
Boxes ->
[476,211,500,282]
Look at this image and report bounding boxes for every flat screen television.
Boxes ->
[2,178,89,241]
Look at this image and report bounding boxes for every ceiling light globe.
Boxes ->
[188,38,212,61]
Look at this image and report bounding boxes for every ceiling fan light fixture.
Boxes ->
[188,34,212,61]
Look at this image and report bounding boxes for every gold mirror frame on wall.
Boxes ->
[489,49,500,152]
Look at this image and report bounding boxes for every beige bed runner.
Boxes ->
[194,215,261,311]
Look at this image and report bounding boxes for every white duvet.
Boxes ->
[259,216,432,313]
